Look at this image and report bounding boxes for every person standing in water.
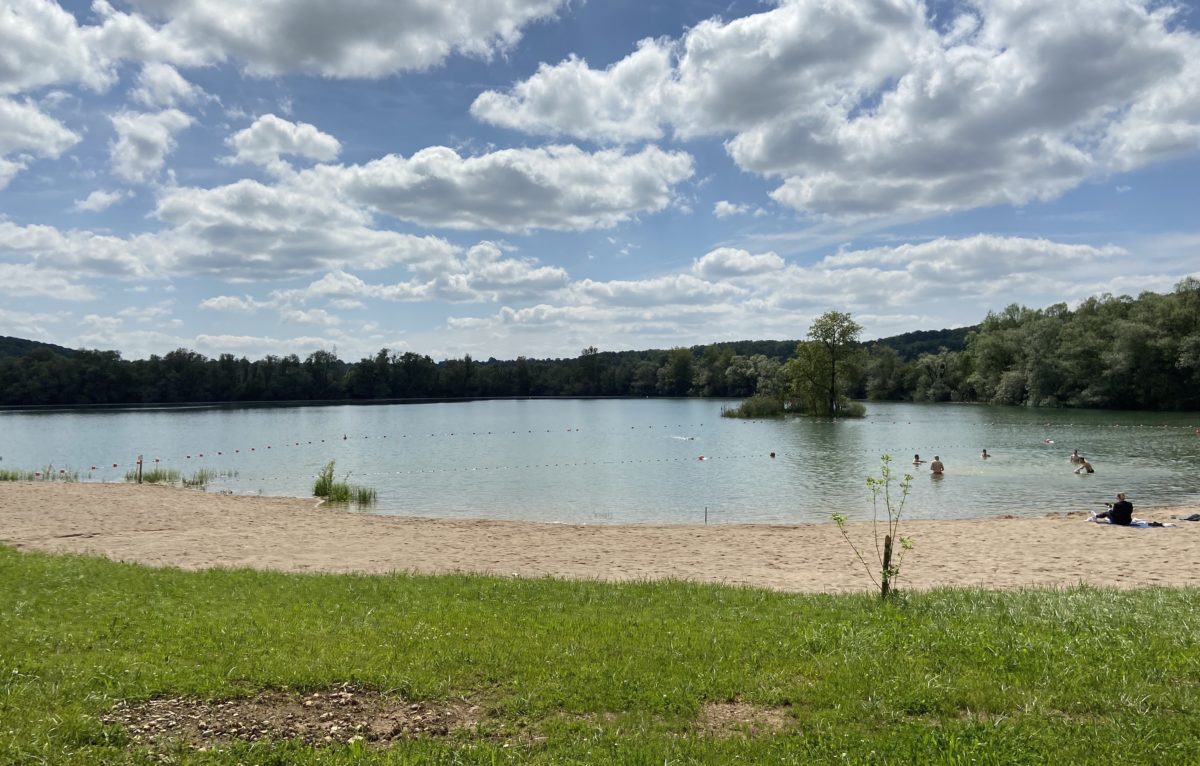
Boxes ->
[981,449,990,459]
[913,454,925,466]
[930,455,945,474]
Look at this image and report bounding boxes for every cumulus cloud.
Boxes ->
[109,108,193,183]
[121,0,565,78]
[0,0,117,94]
[334,144,694,232]
[471,39,672,142]
[474,0,1200,219]
[152,179,461,278]
[74,189,131,212]
[0,221,165,277]
[570,273,745,308]
[430,234,1150,357]
[130,62,208,107]
[0,96,80,188]
[0,262,95,300]
[713,200,756,218]
[692,247,784,279]
[224,114,341,171]
[199,295,263,312]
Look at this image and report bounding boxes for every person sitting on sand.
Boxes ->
[981,449,990,459]
[913,454,925,465]
[1094,493,1133,525]
[1074,458,1094,474]
[930,455,944,474]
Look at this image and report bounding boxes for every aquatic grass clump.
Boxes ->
[313,460,336,498]
[313,460,377,509]
[0,465,79,482]
[124,467,182,485]
[183,468,238,488]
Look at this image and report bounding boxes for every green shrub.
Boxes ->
[720,395,786,418]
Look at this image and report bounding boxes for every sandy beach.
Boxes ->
[2,481,1199,593]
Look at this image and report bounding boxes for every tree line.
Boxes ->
[1,279,1196,410]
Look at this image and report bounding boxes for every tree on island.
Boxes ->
[723,310,866,418]
[785,311,865,417]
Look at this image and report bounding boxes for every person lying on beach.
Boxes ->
[1074,458,1094,474]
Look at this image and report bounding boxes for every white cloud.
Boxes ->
[335,144,694,232]
[224,113,341,171]
[471,39,672,142]
[692,247,784,279]
[121,0,565,78]
[0,96,80,188]
[117,300,174,322]
[0,221,164,277]
[152,179,461,278]
[571,274,745,308]
[130,62,208,108]
[0,262,95,300]
[74,189,131,212]
[199,295,263,312]
[0,306,67,339]
[0,0,116,94]
[281,308,340,326]
[476,0,1200,219]
[109,108,194,183]
[430,234,1152,358]
[713,200,752,218]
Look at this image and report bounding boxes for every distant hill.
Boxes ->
[0,336,77,359]
[868,326,976,360]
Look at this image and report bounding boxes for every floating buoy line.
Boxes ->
[9,417,1197,479]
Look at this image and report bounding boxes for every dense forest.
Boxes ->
[1,279,1197,410]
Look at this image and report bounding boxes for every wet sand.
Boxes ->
[2,482,1198,593]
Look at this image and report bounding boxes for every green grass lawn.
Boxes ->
[3,545,1200,764]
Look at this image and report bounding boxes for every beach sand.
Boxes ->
[2,482,1199,593]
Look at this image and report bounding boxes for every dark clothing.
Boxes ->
[1097,500,1134,525]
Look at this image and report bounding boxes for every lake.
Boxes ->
[2,399,1198,523]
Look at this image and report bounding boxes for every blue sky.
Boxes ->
[2,0,1199,361]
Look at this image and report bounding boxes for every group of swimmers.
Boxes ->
[911,446,1098,476]
[1069,448,1095,474]
[911,454,945,474]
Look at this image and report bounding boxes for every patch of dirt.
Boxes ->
[101,683,484,749]
[696,701,793,738]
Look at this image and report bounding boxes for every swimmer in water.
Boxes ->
[930,455,945,474]
[981,449,990,459]
[1070,449,1082,463]
[913,453,925,465]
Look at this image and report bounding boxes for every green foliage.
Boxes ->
[313,460,336,498]
[4,547,1200,763]
[0,465,79,481]
[124,467,181,484]
[784,311,866,417]
[720,394,786,418]
[833,455,914,598]
[312,460,376,508]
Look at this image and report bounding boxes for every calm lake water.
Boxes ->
[2,399,1199,523]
